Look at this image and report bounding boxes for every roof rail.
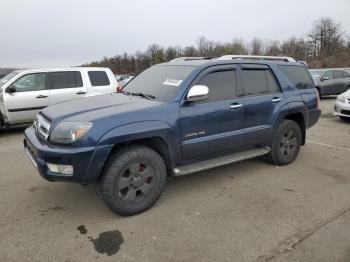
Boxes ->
[169,57,216,63]
[297,60,309,68]
[217,55,296,62]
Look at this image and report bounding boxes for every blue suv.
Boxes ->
[24,56,321,215]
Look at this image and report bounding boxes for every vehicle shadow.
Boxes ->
[27,158,270,220]
[0,126,27,137]
[320,96,337,100]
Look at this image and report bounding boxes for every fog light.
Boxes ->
[47,163,74,176]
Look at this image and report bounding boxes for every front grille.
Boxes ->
[341,109,350,116]
[34,114,51,140]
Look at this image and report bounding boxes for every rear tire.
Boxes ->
[267,120,302,165]
[100,145,167,216]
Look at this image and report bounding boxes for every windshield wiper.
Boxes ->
[131,92,156,100]
[118,90,156,100]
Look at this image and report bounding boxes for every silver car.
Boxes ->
[310,69,350,98]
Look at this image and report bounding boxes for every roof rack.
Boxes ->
[168,55,310,68]
[217,55,296,62]
[169,57,216,63]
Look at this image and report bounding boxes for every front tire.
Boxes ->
[101,145,167,216]
[267,120,302,165]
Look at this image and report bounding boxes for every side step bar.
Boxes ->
[173,147,270,176]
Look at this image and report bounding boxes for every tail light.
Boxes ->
[116,86,122,93]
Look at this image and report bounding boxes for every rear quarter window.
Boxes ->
[279,65,314,89]
[88,71,110,86]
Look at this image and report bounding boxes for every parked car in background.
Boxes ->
[115,74,129,82]
[24,56,320,216]
[0,67,117,127]
[334,89,350,121]
[119,76,134,87]
[310,69,350,98]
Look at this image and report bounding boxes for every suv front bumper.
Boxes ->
[24,126,112,183]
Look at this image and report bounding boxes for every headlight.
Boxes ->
[337,95,346,103]
[50,122,93,144]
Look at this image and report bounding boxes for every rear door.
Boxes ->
[334,70,349,94]
[4,73,49,124]
[48,71,87,105]
[180,65,244,161]
[239,64,284,146]
[319,70,337,95]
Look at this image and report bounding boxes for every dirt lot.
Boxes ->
[0,98,350,262]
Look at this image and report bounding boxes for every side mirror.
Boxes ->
[186,85,209,102]
[7,85,16,93]
[321,76,329,81]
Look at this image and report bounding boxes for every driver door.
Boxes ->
[180,65,244,161]
[4,73,49,124]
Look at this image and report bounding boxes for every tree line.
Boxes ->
[83,17,350,74]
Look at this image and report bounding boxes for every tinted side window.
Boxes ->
[198,70,236,101]
[75,72,83,86]
[334,71,343,79]
[88,71,110,86]
[265,70,280,93]
[241,69,267,95]
[279,65,314,89]
[323,71,334,80]
[12,73,47,92]
[51,71,83,89]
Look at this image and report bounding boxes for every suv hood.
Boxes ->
[41,93,163,123]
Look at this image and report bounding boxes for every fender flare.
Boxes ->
[271,101,307,143]
[97,120,181,164]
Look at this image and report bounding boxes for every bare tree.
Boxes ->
[231,38,248,55]
[280,37,309,60]
[265,40,281,56]
[250,38,264,55]
[182,46,198,57]
[147,44,165,65]
[308,17,344,58]
[83,17,350,74]
[165,46,178,61]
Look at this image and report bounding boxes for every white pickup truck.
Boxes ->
[0,67,117,127]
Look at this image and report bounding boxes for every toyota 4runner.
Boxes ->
[24,56,321,216]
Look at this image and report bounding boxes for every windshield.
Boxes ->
[310,71,324,81]
[123,65,195,101]
[0,71,19,88]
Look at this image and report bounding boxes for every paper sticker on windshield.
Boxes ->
[163,79,183,86]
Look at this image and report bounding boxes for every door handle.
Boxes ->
[36,95,48,99]
[76,91,86,95]
[272,97,282,103]
[230,103,243,109]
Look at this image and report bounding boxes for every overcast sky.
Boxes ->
[0,0,349,68]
